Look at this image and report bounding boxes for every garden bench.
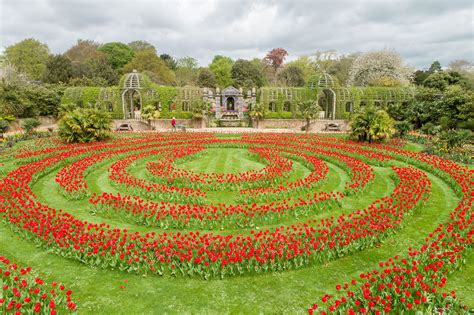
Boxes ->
[324,123,341,132]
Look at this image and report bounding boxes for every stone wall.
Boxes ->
[253,119,349,132]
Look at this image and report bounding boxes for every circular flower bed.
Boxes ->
[0,132,472,314]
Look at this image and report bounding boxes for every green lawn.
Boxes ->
[0,140,471,314]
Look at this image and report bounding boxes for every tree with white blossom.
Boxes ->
[348,49,414,87]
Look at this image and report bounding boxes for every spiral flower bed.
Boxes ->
[0,132,472,314]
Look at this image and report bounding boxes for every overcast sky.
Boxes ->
[1,0,473,69]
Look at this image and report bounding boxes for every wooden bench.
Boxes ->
[324,123,341,132]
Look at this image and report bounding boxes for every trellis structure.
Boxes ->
[61,71,416,121]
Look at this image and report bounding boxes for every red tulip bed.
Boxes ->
[0,132,472,314]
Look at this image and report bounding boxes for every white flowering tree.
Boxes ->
[348,50,414,86]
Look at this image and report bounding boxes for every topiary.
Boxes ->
[58,108,112,143]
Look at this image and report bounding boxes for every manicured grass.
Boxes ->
[1,139,471,314]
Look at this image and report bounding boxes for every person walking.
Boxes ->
[171,117,176,131]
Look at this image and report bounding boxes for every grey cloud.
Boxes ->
[0,0,472,69]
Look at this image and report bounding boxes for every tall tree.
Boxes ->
[128,40,156,53]
[209,55,234,87]
[43,54,73,84]
[175,57,198,86]
[4,38,50,80]
[64,39,102,63]
[231,59,263,88]
[278,65,305,86]
[264,48,288,71]
[286,56,316,84]
[97,42,135,69]
[160,54,177,70]
[196,68,217,88]
[122,49,175,85]
[428,60,442,73]
[348,49,413,86]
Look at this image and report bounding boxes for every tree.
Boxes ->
[414,61,446,85]
[348,49,413,86]
[249,102,267,128]
[4,38,50,80]
[231,59,263,88]
[175,57,199,86]
[128,40,156,53]
[327,54,357,86]
[43,54,73,84]
[58,108,112,143]
[278,65,305,86]
[0,81,36,117]
[264,48,288,71]
[160,54,177,70]
[64,40,102,63]
[286,56,317,84]
[423,71,458,91]
[428,61,442,73]
[97,42,135,69]
[297,100,321,132]
[209,55,234,87]
[350,106,394,142]
[122,49,175,85]
[250,58,272,86]
[197,68,217,88]
[21,117,40,134]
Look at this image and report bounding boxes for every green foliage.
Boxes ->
[298,100,321,131]
[43,54,73,84]
[191,100,211,119]
[4,38,50,80]
[394,120,412,137]
[231,59,263,88]
[286,56,317,84]
[437,129,471,149]
[0,120,10,136]
[249,102,267,127]
[65,40,102,64]
[423,71,458,91]
[141,105,160,127]
[21,118,41,133]
[127,40,156,53]
[209,55,234,87]
[0,81,35,117]
[175,57,199,86]
[197,68,217,88]
[156,86,177,113]
[122,49,175,85]
[97,42,135,69]
[278,65,305,87]
[160,54,177,70]
[58,108,112,143]
[350,106,394,142]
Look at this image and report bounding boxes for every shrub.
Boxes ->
[0,120,9,138]
[437,129,472,149]
[58,108,112,143]
[350,106,394,142]
[21,118,41,134]
[394,120,412,137]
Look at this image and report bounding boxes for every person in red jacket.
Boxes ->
[171,117,176,131]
